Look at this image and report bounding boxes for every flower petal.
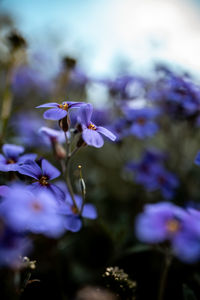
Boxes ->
[97,126,116,141]
[78,103,93,126]
[64,216,82,232]
[67,101,85,108]
[17,160,41,179]
[36,102,59,108]
[48,184,65,202]
[82,204,97,219]
[82,129,104,148]
[3,144,24,159]
[18,153,37,163]
[41,159,60,180]
[43,108,67,120]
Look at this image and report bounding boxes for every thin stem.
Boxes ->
[158,253,172,300]
[65,157,79,211]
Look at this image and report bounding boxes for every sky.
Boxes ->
[1,0,200,77]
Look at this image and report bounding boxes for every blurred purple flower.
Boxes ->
[11,65,52,97]
[127,150,178,199]
[135,202,200,263]
[39,127,66,144]
[78,103,116,148]
[36,101,85,120]
[0,185,65,238]
[17,159,64,200]
[12,112,46,148]
[124,107,160,139]
[0,144,37,172]
[0,225,31,267]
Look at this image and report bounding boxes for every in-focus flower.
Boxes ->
[17,159,64,200]
[135,202,200,263]
[59,193,97,232]
[78,103,116,148]
[0,144,37,172]
[0,185,65,238]
[36,101,85,120]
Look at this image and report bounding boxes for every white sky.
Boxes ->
[1,0,200,77]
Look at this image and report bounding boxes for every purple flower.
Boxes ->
[36,101,85,120]
[78,103,116,148]
[0,185,65,238]
[127,150,178,199]
[39,126,66,144]
[0,225,31,267]
[17,159,64,200]
[12,112,46,148]
[124,107,160,139]
[135,202,200,263]
[59,193,97,232]
[0,144,37,172]
[195,151,200,166]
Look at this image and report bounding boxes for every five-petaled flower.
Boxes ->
[36,101,85,120]
[78,103,116,148]
[17,159,64,200]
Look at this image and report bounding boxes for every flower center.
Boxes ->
[88,123,96,130]
[31,201,43,212]
[71,205,79,215]
[58,103,68,111]
[39,176,49,186]
[166,219,180,234]
[158,175,166,185]
[137,117,146,125]
[6,159,15,164]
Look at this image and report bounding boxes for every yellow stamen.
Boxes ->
[166,219,180,233]
[88,123,96,130]
[58,103,69,111]
[7,159,15,164]
[39,176,48,186]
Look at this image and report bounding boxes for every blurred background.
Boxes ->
[1,0,200,78]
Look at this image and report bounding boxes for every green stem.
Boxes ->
[158,253,172,300]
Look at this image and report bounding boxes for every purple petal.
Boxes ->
[79,103,93,126]
[67,101,85,108]
[82,204,97,219]
[17,160,41,179]
[82,129,104,148]
[0,155,6,163]
[48,184,65,202]
[36,102,59,108]
[43,108,67,120]
[18,153,37,163]
[64,216,82,232]
[3,144,24,158]
[41,159,60,180]
[0,185,10,196]
[97,126,116,141]
[195,151,200,166]
[0,163,19,172]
